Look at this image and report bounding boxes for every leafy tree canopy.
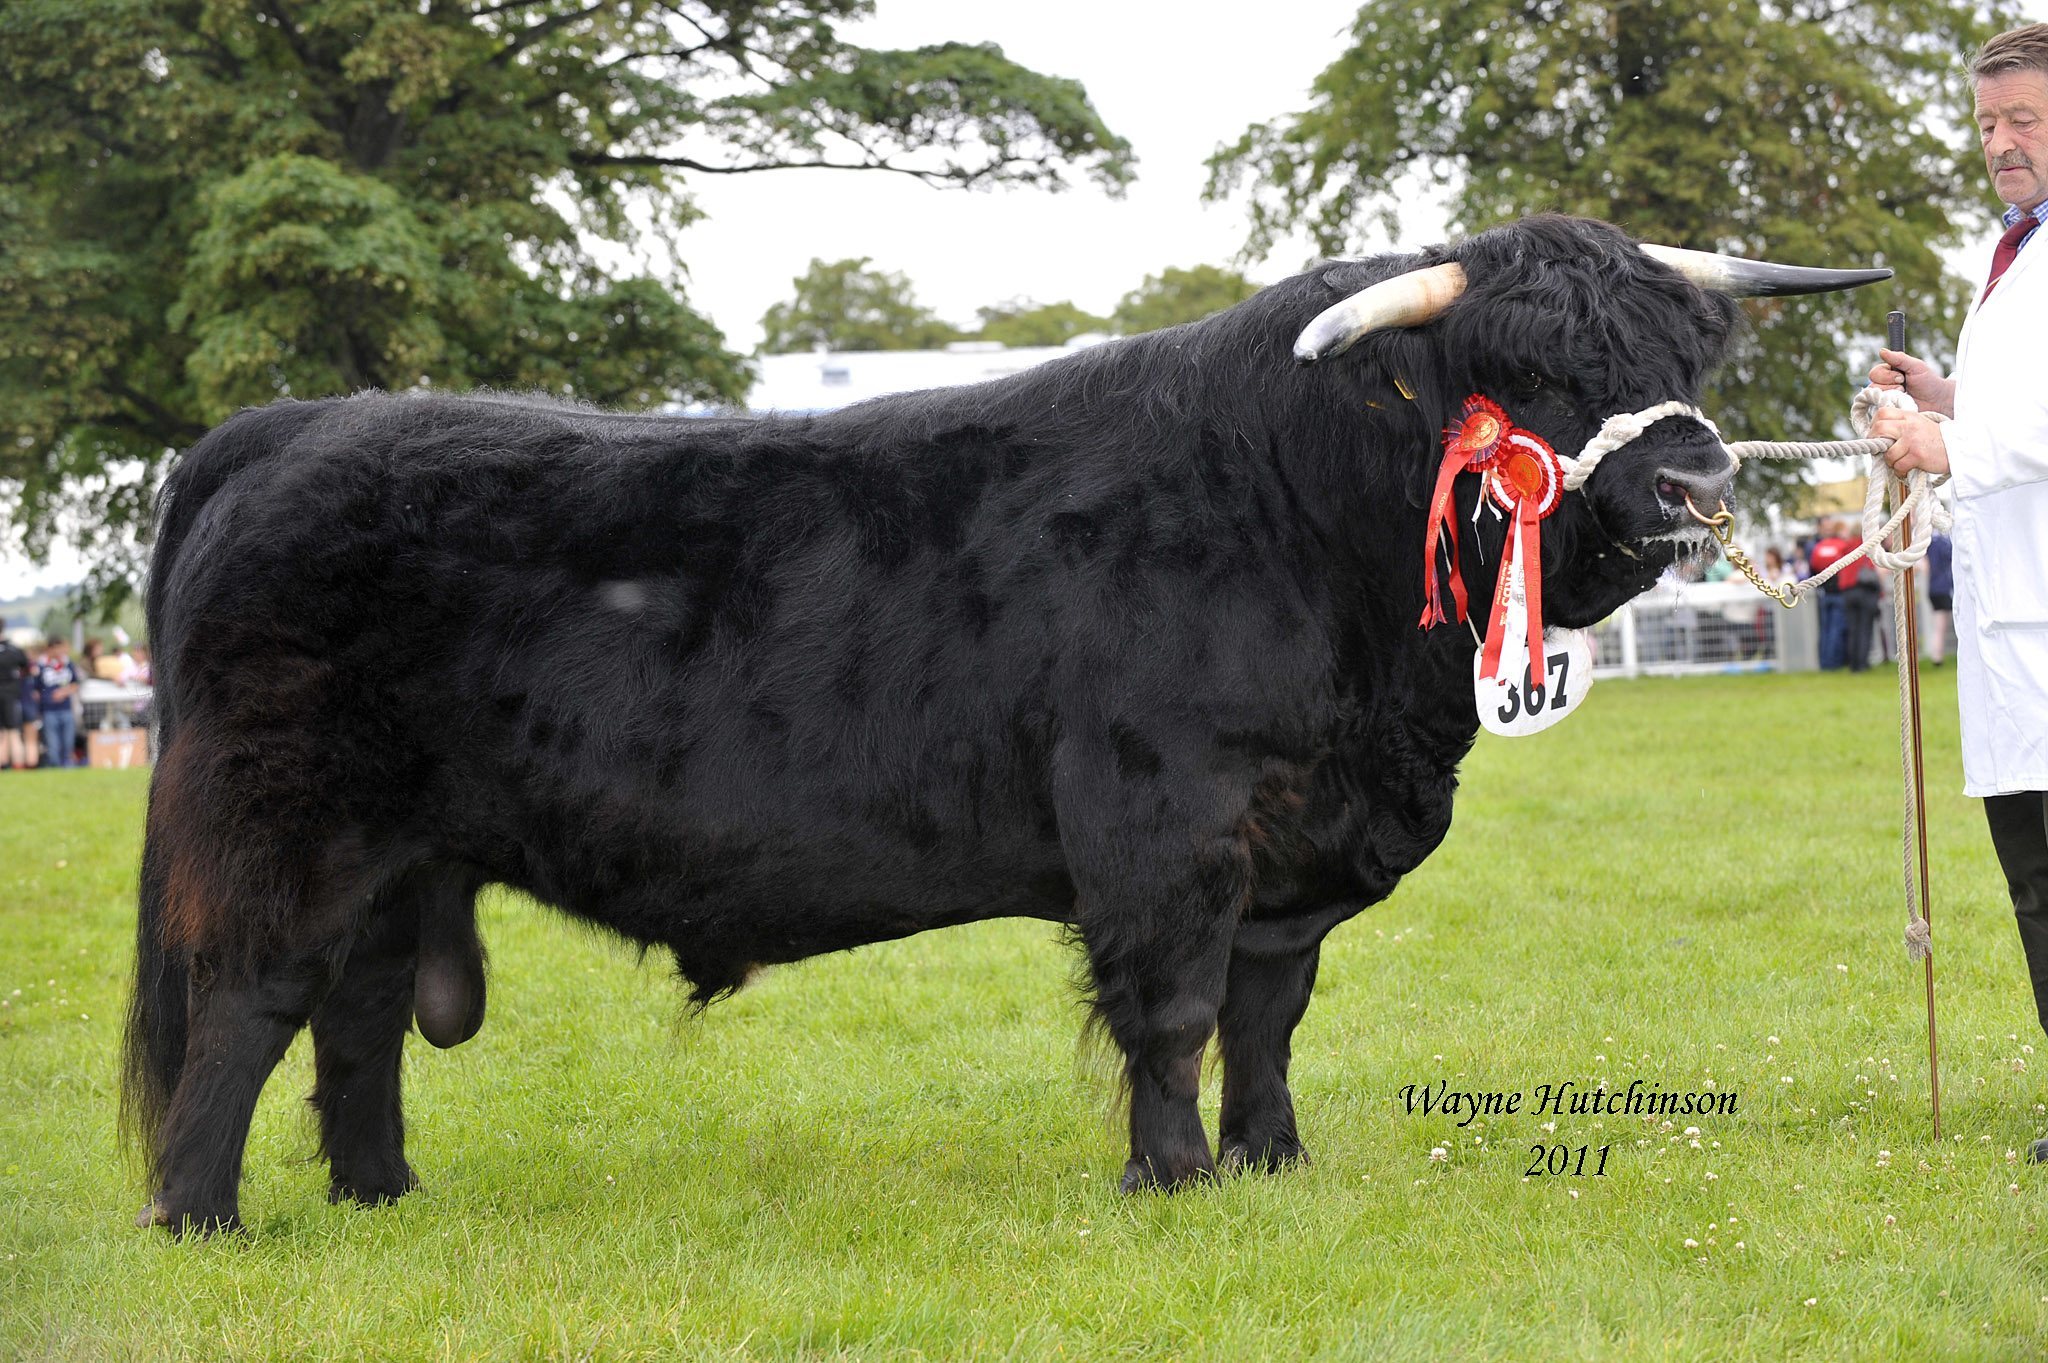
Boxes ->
[759,257,964,352]
[1110,265,1260,335]
[973,298,1108,348]
[0,0,1133,598]
[1207,0,2018,496]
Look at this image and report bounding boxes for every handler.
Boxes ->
[1871,22,2048,1157]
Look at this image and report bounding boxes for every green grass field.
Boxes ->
[4,670,2045,1360]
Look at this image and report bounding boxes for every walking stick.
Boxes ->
[1888,308,1941,1140]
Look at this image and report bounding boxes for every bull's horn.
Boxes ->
[1638,244,1892,297]
[1293,261,1467,362]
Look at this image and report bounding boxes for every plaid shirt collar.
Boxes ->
[2002,198,2048,246]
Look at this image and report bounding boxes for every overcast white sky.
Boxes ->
[678,0,1382,349]
[6,0,2040,599]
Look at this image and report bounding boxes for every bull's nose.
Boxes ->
[1654,465,1735,515]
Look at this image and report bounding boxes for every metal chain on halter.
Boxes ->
[1719,386,1953,604]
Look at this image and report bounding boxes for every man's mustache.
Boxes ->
[1994,152,2034,171]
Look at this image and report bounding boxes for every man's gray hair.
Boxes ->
[1973,22,2048,85]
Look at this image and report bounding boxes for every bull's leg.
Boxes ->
[1218,938,1321,1172]
[1216,908,1351,1172]
[1082,912,1237,1193]
[1056,732,1256,1192]
[1074,831,1249,1193]
[310,905,421,1207]
[142,953,331,1235]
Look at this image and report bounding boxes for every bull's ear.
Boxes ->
[1638,244,1891,297]
[1294,262,1467,362]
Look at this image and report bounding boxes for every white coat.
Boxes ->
[1940,227,2048,796]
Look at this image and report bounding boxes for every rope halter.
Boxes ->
[1558,401,1726,493]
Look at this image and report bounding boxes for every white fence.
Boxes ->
[1588,577,1931,678]
[1589,580,1783,678]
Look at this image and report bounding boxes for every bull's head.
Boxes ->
[1291,215,1888,627]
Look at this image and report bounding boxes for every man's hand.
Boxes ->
[1871,408,1950,477]
[1869,349,1958,418]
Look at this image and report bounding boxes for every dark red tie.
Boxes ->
[1981,216,2038,303]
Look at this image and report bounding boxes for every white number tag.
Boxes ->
[1475,626,1596,737]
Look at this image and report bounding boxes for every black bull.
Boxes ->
[122,215,1883,1231]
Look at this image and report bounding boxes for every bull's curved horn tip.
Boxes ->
[1293,261,1467,363]
[1640,243,1893,297]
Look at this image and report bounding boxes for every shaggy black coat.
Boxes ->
[125,214,1746,1231]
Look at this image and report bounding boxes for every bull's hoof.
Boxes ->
[329,1161,419,1207]
[136,1196,240,1236]
[1119,1154,1218,1194]
[1219,1131,1307,1174]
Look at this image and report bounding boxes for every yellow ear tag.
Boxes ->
[1394,375,1416,401]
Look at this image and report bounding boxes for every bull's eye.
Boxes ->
[1510,370,1545,397]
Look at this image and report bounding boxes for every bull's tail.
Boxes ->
[120,819,186,1175]
[119,398,334,1175]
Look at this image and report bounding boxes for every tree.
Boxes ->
[1110,265,1260,335]
[0,0,1133,600]
[759,258,963,352]
[973,298,1108,347]
[1206,0,2017,495]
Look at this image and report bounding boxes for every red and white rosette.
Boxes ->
[1419,395,1595,736]
[1477,429,1564,689]
[1420,395,1512,628]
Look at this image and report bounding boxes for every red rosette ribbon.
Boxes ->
[1420,395,1512,628]
[1477,430,1565,684]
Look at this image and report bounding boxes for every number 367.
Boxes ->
[1496,650,1572,724]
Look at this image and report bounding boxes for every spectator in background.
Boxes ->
[1806,517,1856,669]
[1840,538,1883,672]
[88,638,127,682]
[126,644,151,686]
[83,639,108,682]
[1924,530,1955,666]
[36,638,82,769]
[16,643,39,769]
[0,635,27,771]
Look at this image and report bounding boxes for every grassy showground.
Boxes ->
[4,670,2046,1360]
